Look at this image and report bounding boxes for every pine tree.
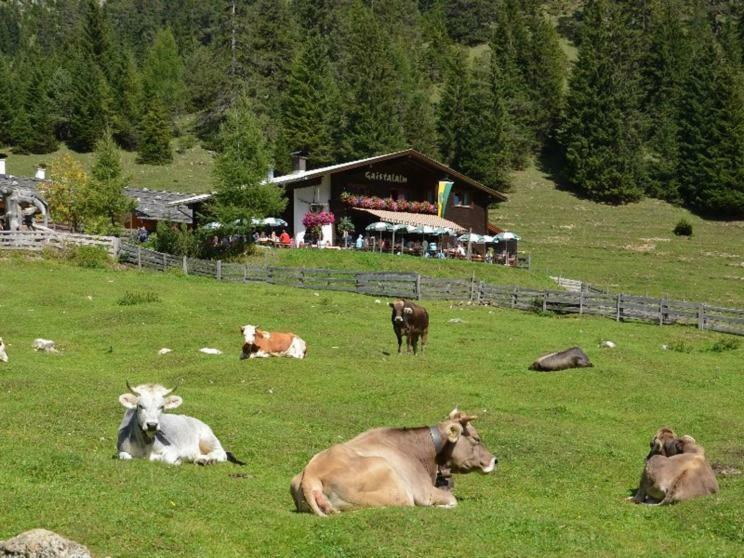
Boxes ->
[212,95,287,223]
[81,0,113,78]
[559,0,645,204]
[110,48,143,150]
[137,97,173,164]
[437,50,472,169]
[67,51,109,152]
[0,56,15,145]
[18,65,59,154]
[280,35,342,169]
[85,130,135,231]
[337,1,406,159]
[141,28,186,118]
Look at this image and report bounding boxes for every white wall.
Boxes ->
[292,174,333,245]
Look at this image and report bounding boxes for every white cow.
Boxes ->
[0,337,8,363]
[116,382,243,466]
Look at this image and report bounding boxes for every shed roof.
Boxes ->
[125,188,194,224]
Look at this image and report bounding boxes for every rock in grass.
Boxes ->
[199,348,222,355]
[32,339,57,353]
[600,340,616,349]
[0,528,91,558]
[158,348,173,355]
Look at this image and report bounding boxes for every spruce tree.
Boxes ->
[212,95,287,223]
[110,48,143,150]
[0,56,15,145]
[141,28,186,118]
[19,66,59,154]
[559,0,645,204]
[437,50,471,169]
[280,35,341,169]
[85,130,135,231]
[67,52,109,152]
[137,97,173,164]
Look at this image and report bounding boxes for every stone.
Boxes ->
[32,339,57,353]
[0,528,91,558]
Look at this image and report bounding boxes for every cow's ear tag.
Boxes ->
[447,423,463,443]
[404,307,413,315]
[119,394,137,409]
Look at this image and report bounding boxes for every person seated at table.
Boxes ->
[259,230,267,240]
[279,229,291,246]
[252,230,260,242]
[456,243,466,257]
[435,250,446,259]
[428,242,438,254]
[270,230,278,242]
[486,247,494,263]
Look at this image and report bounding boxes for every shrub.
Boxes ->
[176,134,197,154]
[117,291,161,306]
[667,339,693,353]
[707,337,740,353]
[66,245,110,268]
[673,219,693,237]
[154,222,198,257]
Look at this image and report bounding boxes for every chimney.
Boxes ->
[291,151,308,174]
[0,153,6,177]
[35,164,46,180]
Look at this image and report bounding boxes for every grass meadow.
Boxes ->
[0,256,742,557]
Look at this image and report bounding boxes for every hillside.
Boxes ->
[0,258,741,556]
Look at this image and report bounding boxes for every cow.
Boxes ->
[117,382,243,466]
[630,433,719,505]
[240,325,307,359]
[0,337,7,363]
[389,299,429,354]
[290,408,497,516]
[528,346,593,371]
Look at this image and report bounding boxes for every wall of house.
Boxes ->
[292,175,332,245]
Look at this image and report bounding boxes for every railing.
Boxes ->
[117,242,744,336]
[0,230,120,257]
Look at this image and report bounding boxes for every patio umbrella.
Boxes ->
[389,223,412,254]
[203,222,222,230]
[365,222,392,252]
[457,232,485,244]
[262,217,288,228]
[394,224,418,252]
[493,231,521,241]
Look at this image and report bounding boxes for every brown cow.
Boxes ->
[240,325,307,359]
[389,299,429,354]
[290,408,497,516]
[630,433,719,505]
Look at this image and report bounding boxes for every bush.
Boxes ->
[175,134,197,154]
[117,291,161,306]
[707,337,740,353]
[66,245,110,268]
[673,219,693,237]
[667,339,693,353]
[154,222,198,257]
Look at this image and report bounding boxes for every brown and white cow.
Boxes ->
[630,432,719,505]
[389,299,429,354]
[290,408,497,516]
[240,325,307,359]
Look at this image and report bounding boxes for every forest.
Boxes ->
[0,0,743,218]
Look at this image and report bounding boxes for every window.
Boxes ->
[453,191,471,207]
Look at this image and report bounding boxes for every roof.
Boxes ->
[270,149,508,201]
[355,208,466,233]
[487,223,505,235]
[165,193,212,206]
[0,175,44,193]
[125,188,194,224]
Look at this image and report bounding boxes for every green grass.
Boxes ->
[0,257,742,557]
[2,142,214,193]
[494,164,744,306]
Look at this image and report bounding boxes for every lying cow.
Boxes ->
[0,337,7,363]
[389,299,429,354]
[117,382,243,466]
[290,408,497,516]
[240,325,307,359]
[529,346,593,371]
[630,431,719,505]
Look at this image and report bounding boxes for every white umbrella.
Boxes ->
[482,235,495,243]
[366,222,392,252]
[203,222,222,230]
[458,233,485,244]
[494,231,521,241]
[263,217,288,227]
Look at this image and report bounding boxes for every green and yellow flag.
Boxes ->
[437,181,454,218]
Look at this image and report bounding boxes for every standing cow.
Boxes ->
[389,299,429,354]
[290,408,497,516]
[117,382,243,465]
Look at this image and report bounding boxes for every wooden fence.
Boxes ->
[0,230,121,257]
[115,242,744,336]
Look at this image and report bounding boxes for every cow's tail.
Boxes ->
[294,471,333,516]
[226,451,246,466]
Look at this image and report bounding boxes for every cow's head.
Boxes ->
[440,408,497,474]
[389,300,411,323]
[240,325,268,359]
[119,382,182,437]
[646,427,679,460]
[675,435,703,456]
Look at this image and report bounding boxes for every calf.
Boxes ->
[529,346,593,371]
[117,382,243,466]
[291,408,497,516]
[389,299,429,354]
[631,434,719,505]
[240,325,307,359]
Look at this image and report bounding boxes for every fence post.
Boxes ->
[511,286,518,308]
[659,298,664,326]
[579,289,584,315]
[697,303,705,330]
[299,269,305,288]
[542,291,548,312]
[162,252,167,271]
[216,260,222,280]
[527,254,531,270]
[415,273,421,300]
[470,271,476,302]
[137,247,142,270]
[477,280,484,305]
[243,264,248,283]
[112,237,121,258]
[616,294,622,322]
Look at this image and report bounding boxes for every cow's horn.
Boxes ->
[163,379,183,396]
[126,380,141,396]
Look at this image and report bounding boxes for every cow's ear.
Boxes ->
[163,395,183,410]
[388,302,395,308]
[240,326,245,334]
[119,393,137,409]
[404,307,413,315]
[447,422,463,443]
